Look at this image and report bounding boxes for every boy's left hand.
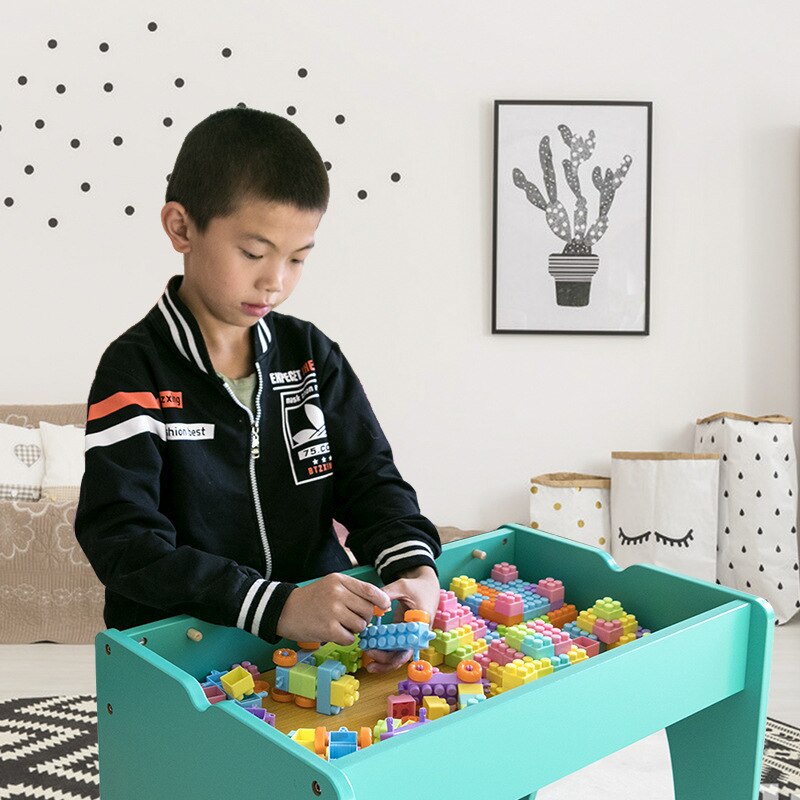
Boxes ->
[363,564,440,674]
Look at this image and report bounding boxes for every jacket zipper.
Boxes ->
[220,362,273,580]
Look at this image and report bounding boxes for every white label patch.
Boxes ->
[165,423,215,441]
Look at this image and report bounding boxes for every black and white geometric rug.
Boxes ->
[0,694,799,799]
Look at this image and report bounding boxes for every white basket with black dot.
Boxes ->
[610,452,720,583]
[694,411,800,624]
[529,472,611,552]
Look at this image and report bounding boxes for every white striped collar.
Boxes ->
[154,275,273,374]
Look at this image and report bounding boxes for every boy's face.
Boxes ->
[164,196,323,335]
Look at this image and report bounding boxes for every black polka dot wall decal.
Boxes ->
[298,67,308,77]
[147,22,157,31]
[716,579,721,585]
[81,182,90,192]
[324,161,332,171]
[794,563,799,571]
[746,580,751,587]
[357,190,367,199]
[99,42,109,52]
[792,526,796,533]
[774,471,779,478]
[721,418,726,424]
[699,436,703,443]
[724,490,729,498]
[18,75,27,85]
[796,600,800,608]
[756,490,762,498]
[738,472,743,479]
[755,453,761,460]
[175,78,185,88]
[56,84,66,94]
[113,136,123,145]
[728,562,733,569]
[776,544,782,553]
[754,421,760,425]
[775,508,781,515]
[104,82,113,92]
[741,545,747,553]
[739,508,745,516]
[759,564,765,571]
[163,117,173,127]
[222,47,232,57]
[4,197,13,207]
[711,436,715,443]
[737,435,742,443]
[124,206,135,215]
[48,217,57,227]
[335,114,346,124]
[287,106,296,115]
[24,165,33,175]
[790,489,794,497]
[758,527,763,535]
[778,582,783,590]
[70,138,80,148]
[773,435,778,442]
[724,526,730,534]
[785,454,790,461]
[47,39,57,49]
[35,119,44,129]
[722,454,727,461]
[391,172,401,182]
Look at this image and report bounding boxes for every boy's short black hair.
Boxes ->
[165,107,329,234]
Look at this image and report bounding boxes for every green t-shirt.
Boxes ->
[216,371,256,413]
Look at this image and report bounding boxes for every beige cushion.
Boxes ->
[39,421,85,502]
[0,403,103,644]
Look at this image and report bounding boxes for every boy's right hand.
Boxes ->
[274,573,390,646]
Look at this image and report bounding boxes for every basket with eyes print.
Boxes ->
[610,452,720,582]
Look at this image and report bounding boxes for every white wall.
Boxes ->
[2,1,798,530]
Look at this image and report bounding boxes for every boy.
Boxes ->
[74,107,442,674]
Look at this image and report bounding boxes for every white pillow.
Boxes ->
[0,422,44,500]
[39,421,85,502]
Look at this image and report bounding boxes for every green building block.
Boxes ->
[287,663,318,699]
[592,597,624,621]
[445,644,475,668]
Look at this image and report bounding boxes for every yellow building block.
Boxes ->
[456,625,474,646]
[500,658,538,690]
[472,637,488,655]
[330,675,360,708]
[220,666,255,701]
[419,644,443,666]
[566,645,588,664]
[619,614,638,636]
[450,575,478,600]
[487,682,504,697]
[423,696,450,720]
[576,610,597,633]
[486,661,504,686]
[290,728,317,752]
[605,632,637,650]
[530,657,554,679]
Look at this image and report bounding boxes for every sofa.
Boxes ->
[0,403,481,645]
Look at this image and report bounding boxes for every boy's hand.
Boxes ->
[364,565,440,674]
[275,573,390,646]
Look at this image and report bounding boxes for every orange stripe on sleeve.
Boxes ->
[88,391,160,421]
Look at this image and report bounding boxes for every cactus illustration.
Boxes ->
[511,124,633,306]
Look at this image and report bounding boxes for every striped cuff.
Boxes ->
[236,578,297,644]
[374,539,438,584]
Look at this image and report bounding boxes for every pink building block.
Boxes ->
[457,605,476,626]
[474,652,492,674]
[433,609,460,632]
[438,590,459,613]
[487,639,524,666]
[491,562,519,583]
[494,592,524,617]
[536,578,565,609]
[388,694,416,718]
[201,684,227,704]
[233,660,261,678]
[548,630,573,655]
[469,619,488,640]
[570,635,600,657]
[593,618,623,644]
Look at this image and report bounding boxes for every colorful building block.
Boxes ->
[450,575,479,600]
[422,695,450,719]
[592,596,624,621]
[458,683,487,709]
[387,694,416,719]
[491,562,520,583]
[593,618,623,645]
[287,663,318,700]
[536,578,565,609]
[220,666,255,702]
[545,603,578,628]
[570,635,600,658]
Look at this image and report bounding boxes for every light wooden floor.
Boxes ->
[0,616,797,800]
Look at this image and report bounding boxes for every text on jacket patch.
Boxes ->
[269,359,315,385]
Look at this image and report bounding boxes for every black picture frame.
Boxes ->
[492,100,652,335]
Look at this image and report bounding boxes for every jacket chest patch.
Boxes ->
[273,369,332,485]
[165,422,215,441]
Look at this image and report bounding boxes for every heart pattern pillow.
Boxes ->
[0,423,45,500]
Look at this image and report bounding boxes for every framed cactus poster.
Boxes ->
[492,100,652,334]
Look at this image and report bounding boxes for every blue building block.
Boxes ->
[520,633,555,660]
[464,593,489,616]
[484,630,502,645]
[358,621,435,661]
[316,659,347,715]
[521,593,551,620]
[233,690,268,709]
[550,653,572,672]
[328,727,358,759]
[275,665,291,691]
[203,669,226,688]
[296,649,317,665]
[563,622,599,642]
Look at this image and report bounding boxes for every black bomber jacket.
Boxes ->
[74,274,441,643]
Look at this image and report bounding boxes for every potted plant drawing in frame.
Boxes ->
[492,100,652,334]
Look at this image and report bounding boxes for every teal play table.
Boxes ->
[94,524,774,799]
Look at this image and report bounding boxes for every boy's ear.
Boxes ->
[161,201,193,254]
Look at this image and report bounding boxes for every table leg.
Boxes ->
[666,690,766,800]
